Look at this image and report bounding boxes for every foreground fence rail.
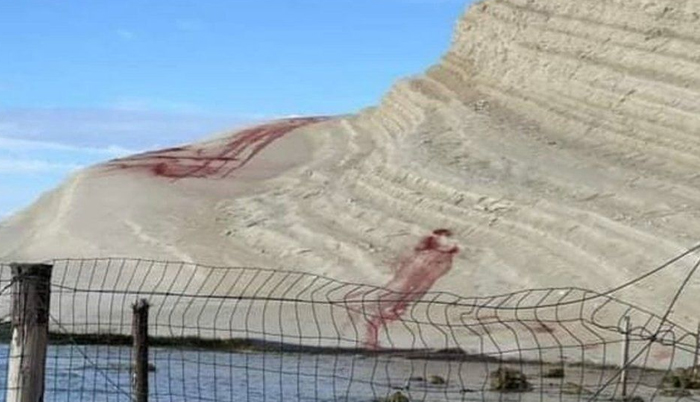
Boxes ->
[0,248,699,401]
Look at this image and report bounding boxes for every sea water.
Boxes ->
[0,344,676,402]
[0,344,486,402]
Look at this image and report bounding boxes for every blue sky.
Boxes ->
[0,0,469,218]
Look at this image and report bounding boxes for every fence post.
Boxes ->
[6,263,53,402]
[693,322,700,378]
[620,315,631,399]
[132,299,150,402]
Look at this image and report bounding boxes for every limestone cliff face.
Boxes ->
[440,0,700,154]
[363,0,700,317]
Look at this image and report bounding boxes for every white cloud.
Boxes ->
[0,136,137,157]
[0,122,19,134]
[0,159,82,174]
[0,108,253,150]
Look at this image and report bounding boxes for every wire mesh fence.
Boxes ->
[0,246,699,402]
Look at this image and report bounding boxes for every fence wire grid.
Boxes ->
[0,245,700,402]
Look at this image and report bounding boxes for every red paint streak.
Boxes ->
[348,229,460,349]
[103,116,327,180]
[652,348,673,361]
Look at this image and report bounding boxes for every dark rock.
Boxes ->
[490,367,532,392]
[661,368,700,389]
[375,391,410,402]
[428,375,447,385]
[543,367,565,378]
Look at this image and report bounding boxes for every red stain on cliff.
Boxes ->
[652,348,673,361]
[349,229,460,349]
[104,117,327,180]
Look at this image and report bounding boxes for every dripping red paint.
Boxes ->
[104,117,327,180]
[347,229,460,349]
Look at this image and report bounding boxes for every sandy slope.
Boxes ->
[1,0,700,364]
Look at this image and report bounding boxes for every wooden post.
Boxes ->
[620,316,631,399]
[6,263,53,402]
[693,322,700,378]
[132,299,150,402]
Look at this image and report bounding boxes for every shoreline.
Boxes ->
[0,323,662,373]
